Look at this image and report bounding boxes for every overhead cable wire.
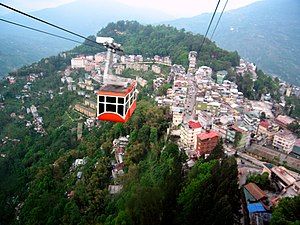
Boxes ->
[198,0,221,53]
[0,3,100,46]
[210,0,229,40]
[0,18,98,48]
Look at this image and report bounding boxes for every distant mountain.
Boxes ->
[165,0,300,85]
[0,0,172,77]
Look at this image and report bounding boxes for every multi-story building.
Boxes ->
[212,123,227,139]
[243,111,260,131]
[74,104,96,117]
[180,121,202,149]
[188,51,197,71]
[216,70,228,84]
[257,120,279,141]
[198,112,213,129]
[71,57,87,69]
[275,115,295,128]
[172,110,183,126]
[152,65,161,74]
[196,131,219,157]
[84,98,97,109]
[272,130,296,154]
[94,53,106,63]
[226,125,250,149]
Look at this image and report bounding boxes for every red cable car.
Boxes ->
[96,37,138,123]
[97,81,137,123]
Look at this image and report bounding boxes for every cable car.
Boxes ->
[96,37,138,123]
[97,80,137,123]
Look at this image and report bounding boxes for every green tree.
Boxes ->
[271,196,300,225]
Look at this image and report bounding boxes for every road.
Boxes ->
[183,72,197,122]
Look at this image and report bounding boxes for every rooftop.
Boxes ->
[247,202,266,213]
[276,115,295,125]
[100,84,129,93]
[197,131,219,140]
[260,120,270,129]
[271,166,296,186]
[244,183,266,201]
[275,129,296,141]
[188,121,202,129]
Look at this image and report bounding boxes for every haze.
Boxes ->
[1,0,261,17]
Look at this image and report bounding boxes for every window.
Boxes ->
[106,96,116,103]
[99,103,105,114]
[118,97,124,104]
[125,102,129,114]
[99,95,105,102]
[129,96,132,106]
[106,104,116,112]
[125,95,129,103]
[118,105,124,116]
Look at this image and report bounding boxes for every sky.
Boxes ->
[0,0,262,17]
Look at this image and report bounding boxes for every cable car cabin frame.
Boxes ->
[97,81,137,123]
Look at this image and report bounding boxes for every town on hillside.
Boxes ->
[3,47,300,225]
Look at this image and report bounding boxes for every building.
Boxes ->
[212,123,227,139]
[74,104,96,117]
[94,53,106,63]
[196,130,219,157]
[256,120,279,141]
[84,98,97,109]
[226,125,250,149]
[271,166,296,188]
[275,115,295,128]
[71,57,87,69]
[243,183,271,225]
[216,70,228,84]
[152,65,161,74]
[272,130,296,154]
[188,51,197,71]
[180,121,202,149]
[172,111,183,126]
[243,111,260,131]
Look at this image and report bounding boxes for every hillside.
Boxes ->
[166,0,300,85]
[0,0,172,77]
[0,21,242,225]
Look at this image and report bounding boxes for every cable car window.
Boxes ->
[99,95,105,102]
[118,97,124,104]
[106,104,116,112]
[125,95,129,103]
[126,102,129,113]
[99,103,105,114]
[124,104,128,114]
[106,96,116,103]
[118,105,124,116]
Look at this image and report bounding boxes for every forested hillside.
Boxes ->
[0,0,172,78]
[1,21,244,225]
[166,0,300,85]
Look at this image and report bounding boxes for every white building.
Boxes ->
[152,65,161,74]
[71,57,87,69]
[272,130,296,154]
[180,121,202,150]
[172,110,183,126]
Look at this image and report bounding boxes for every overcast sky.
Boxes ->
[1,0,262,17]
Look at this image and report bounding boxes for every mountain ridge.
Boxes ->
[0,0,173,77]
[165,0,300,85]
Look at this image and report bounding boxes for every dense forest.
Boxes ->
[0,21,297,225]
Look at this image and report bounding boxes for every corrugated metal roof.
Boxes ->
[244,183,266,201]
